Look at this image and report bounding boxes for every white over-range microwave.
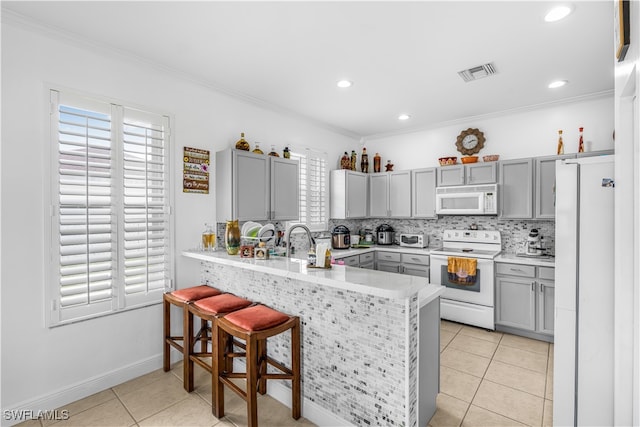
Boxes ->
[435,184,498,215]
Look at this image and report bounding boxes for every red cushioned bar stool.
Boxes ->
[213,304,301,427]
[163,285,222,390]
[185,293,253,392]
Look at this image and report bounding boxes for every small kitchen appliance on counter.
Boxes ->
[376,224,394,245]
[400,233,428,248]
[331,225,351,250]
[522,228,544,256]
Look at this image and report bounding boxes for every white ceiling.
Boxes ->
[2,1,614,139]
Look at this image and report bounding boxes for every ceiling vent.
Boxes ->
[458,62,497,82]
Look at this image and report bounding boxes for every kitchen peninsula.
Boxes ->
[182,250,444,427]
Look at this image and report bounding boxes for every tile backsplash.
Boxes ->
[326,216,556,254]
[216,216,555,255]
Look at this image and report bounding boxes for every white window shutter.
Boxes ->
[49,89,173,326]
[120,107,172,308]
[290,149,328,232]
[52,91,117,323]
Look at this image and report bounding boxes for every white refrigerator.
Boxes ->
[554,156,615,426]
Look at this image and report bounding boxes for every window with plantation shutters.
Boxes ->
[290,149,328,232]
[48,89,173,326]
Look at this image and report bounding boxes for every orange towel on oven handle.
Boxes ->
[447,257,477,285]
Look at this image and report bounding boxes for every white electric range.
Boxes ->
[430,229,502,330]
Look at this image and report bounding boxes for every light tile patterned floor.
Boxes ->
[17,321,552,427]
[431,320,554,427]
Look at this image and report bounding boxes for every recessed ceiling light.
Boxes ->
[548,80,568,89]
[336,80,353,88]
[398,114,411,121]
[545,5,573,22]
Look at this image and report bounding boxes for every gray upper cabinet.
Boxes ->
[369,171,412,218]
[411,168,437,218]
[466,162,497,184]
[330,170,368,219]
[436,165,465,186]
[216,149,299,221]
[389,170,412,217]
[270,157,300,220]
[437,163,497,187]
[535,154,574,219]
[499,158,533,219]
[369,174,389,217]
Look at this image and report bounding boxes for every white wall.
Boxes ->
[0,20,355,415]
[364,95,614,169]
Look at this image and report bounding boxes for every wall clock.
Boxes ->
[455,128,485,156]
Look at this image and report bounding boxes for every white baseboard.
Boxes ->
[2,354,163,427]
[266,381,353,427]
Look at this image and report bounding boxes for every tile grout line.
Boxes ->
[440,322,551,426]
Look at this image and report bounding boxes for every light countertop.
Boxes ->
[496,253,556,267]
[183,249,444,303]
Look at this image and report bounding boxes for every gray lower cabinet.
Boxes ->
[400,253,430,278]
[376,251,430,278]
[495,262,555,341]
[376,251,402,273]
[499,158,533,219]
[337,252,375,269]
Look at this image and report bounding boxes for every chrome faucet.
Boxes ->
[285,224,315,258]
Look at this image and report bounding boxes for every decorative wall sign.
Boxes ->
[615,0,630,62]
[183,146,210,193]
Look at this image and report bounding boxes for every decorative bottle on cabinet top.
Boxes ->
[578,127,585,153]
[373,152,381,172]
[350,150,357,171]
[235,133,250,151]
[340,152,350,169]
[252,143,264,155]
[268,145,280,157]
[361,147,369,173]
[283,146,290,158]
[557,130,564,155]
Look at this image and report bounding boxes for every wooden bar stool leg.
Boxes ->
[213,321,226,419]
[163,298,171,372]
[246,335,259,427]
[183,304,195,392]
[292,318,301,420]
[257,339,268,395]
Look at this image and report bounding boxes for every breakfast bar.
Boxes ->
[182,250,444,427]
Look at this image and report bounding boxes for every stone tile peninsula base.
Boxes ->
[182,250,443,427]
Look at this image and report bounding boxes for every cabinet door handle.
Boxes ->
[411,257,421,262]
[531,282,536,291]
[540,284,545,293]
[510,268,524,272]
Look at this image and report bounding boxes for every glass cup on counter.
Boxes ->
[202,223,216,251]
